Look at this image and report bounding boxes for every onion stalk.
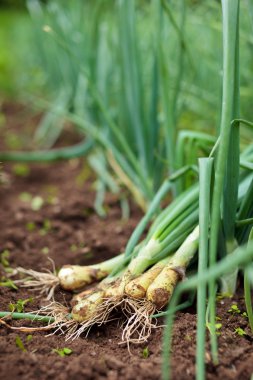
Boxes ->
[70,227,199,328]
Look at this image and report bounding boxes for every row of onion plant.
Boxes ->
[2,0,252,214]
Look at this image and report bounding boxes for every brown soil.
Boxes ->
[0,103,253,380]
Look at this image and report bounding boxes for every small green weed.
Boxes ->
[40,219,51,235]
[234,327,247,337]
[0,249,10,267]
[26,335,33,342]
[41,247,49,255]
[31,196,44,211]
[19,192,32,202]
[206,321,223,336]
[215,323,222,336]
[70,244,78,252]
[5,134,22,150]
[228,304,241,314]
[216,292,232,301]
[26,222,36,232]
[52,347,73,357]
[13,164,30,177]
[15,336,26,352]
[0,278,18,290]
[9,297,33,313]
[142,347,149,359]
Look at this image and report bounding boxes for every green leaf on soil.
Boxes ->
[5,134,22,149]
[26,222,36,232]
[215,323,222,336]
[0,279,18,290]
[13,164,30,177]
[52,347,73,357]
[9,303,15,312]
[216,292,232,301]
[40,219,51,235]
[63,348,72,355]
[0,249,10,267]
[17,298,33,312]
[142,347,149,358]
[206,322,222,335]
[4,267,14,274]
[15,336,26,352]
[9,298,33,312]
[70,244,78,252]
[19,192,32,202]
[235,327,247,336]
[41,247,49,255]
[228,304,241,314]
[31,196,44,211]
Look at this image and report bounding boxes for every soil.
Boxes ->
[0,102,253,380]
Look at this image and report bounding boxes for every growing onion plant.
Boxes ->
[2,0,252,212]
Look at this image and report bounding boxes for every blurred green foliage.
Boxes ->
[0,0,25,8]
[1,0,253,209]
[0,9,32,97]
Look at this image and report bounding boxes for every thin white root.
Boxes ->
[0,297,159,346]
[16,266,59,300]
[22,298,119,340]
[121,298,157,349]
[33,296,126,341]
[0,301,68,333]
[33,295,159,348]
[37,301,78,337]
[66,296,125,340]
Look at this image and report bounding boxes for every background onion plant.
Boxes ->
[1,0,252,211]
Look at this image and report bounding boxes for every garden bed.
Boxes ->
[0,104,253,380]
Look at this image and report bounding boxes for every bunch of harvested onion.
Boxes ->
[12,162,253,343]
[16,184,200,343]
[70,226,199,321]
[56,166,252,344]
[30,226,199,345]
